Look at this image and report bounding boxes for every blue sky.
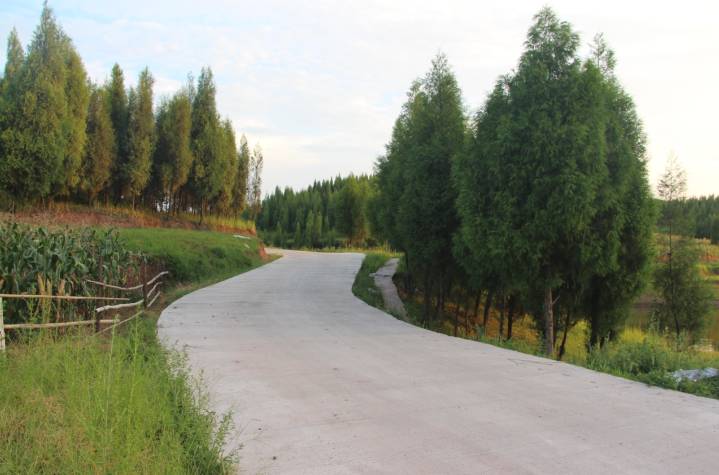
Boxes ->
[2,0,717,196]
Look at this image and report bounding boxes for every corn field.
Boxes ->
[0,223,143,324]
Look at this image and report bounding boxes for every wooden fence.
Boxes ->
[0,271,169,352]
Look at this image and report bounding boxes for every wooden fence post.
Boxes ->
[94,307,101,333]
[1,297,5,352]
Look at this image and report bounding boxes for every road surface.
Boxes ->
[159,250,719,474]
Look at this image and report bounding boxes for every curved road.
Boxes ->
[159,250,719,474]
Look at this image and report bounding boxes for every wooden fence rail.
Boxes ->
[0,271,169,352]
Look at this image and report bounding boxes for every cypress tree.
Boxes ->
[394,54,465,324]
[125,68,155,206]
[107,63,128,200]
[190,67,222,219]
[2,4,90,203]
[153,89,193,211]
[62,47,90,195]
[234,134,250,216]
[0,29,25,205]
[248,144,264,220]
[215,119,238,214]
[81,85,116,204]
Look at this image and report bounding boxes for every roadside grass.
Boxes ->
[118,227,265,283]
[351,252,395,310]
[353,253,719,400]
[0,320,233,474]
[0,226,271,473]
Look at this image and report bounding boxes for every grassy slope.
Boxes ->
[119,227,265,283]
[353,253,719,400]
[0,227,269,474]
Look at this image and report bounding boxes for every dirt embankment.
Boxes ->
[0,204,256,236]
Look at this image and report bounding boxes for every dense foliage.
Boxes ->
[373,8,656,356]
[257,175,375,248]
[0,5,260,221]
[657,195,719,243]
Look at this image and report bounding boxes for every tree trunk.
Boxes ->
[435,273,443,321]
[506,295,515,340]
[473,291,481,320]
[453,287,462,337]
[423,274,432,328]
[543,287,554,357]
[558,311,572,361]
[482,289,493,331]
[498,296,505,341]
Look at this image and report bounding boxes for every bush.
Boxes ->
[586,333,719,398]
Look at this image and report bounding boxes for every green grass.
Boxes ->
[586,332,719,399]
[351,252,396,310]
[119,227,265,283]
[1,227,271,473]
[0,320,234,474]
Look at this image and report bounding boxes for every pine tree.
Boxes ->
[81,85,116,204]
[124,68,155,206]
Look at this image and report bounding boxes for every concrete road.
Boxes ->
[159,250,719,475]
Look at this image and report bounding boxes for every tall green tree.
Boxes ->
[248,144,264,220]
[582,35,655,347]
[81,85,116,203]
[62,47,90,195]
[124,68,155,206]
[378,54,465,324]
[153,88,193,211]
[189,67,222,219]
[233,134,250,216]
[0,4,89,203]
[653,236,713,341]
[335,175,369,245]
[215,119,239,214]
[107,63,129,200]
[1,28,23,90]
[0,29,25,205]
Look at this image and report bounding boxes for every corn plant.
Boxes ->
[0,223,143,324]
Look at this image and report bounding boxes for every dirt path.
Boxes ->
[159,250,719,474]
[373,257,407,319]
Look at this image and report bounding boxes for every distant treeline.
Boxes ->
[658,196,719,243]
[257,175,375,248]
[0,5,262,220]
